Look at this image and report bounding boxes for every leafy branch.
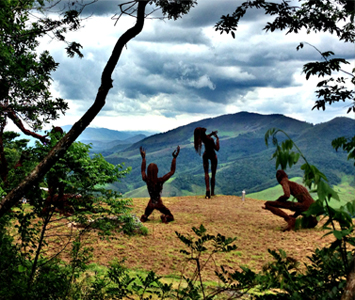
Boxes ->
[297,42,355,113]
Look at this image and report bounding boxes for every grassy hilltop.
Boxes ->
[64,195,336,282]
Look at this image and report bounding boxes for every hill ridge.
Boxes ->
[103,112,354,198]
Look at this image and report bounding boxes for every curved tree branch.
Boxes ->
[6,108,48,143]
[0,0,149,218]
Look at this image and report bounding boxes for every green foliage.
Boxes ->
[265,128,301,170]
[0,226,80,300]
[248,247,349,300]
[105,261,136,299]
[265,127,354,226]
[1,1,354,299]
[297,43,355,114]
[174,224,240,299]
[0,131,146,298]
[153,0,197,20]
[215,0,355,42]
[8,130,143,238]
[332,136,355,165]
[265,127,355,296]
[0,0,87,208]
[35,131,131,200]
[0,0,82,130]
[1,218,353,299]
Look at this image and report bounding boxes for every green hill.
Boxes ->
[102,112,354,198]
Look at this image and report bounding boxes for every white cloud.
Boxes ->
[213,66,255,81]
[20,0,354,134]
[181,74,216,90]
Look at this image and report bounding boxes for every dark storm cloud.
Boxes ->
[117,75,178,99]
[150,0,271,29]
[52,56,103,102]
[78,0,268,27]
[138,25,210,45]
[78,0,234,22]
[42,0,120,17]
[82,0,120,16]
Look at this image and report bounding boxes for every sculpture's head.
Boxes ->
[194,127,206,155]
[147,163,158,183]
[276,169,288,183]
[51,126,64,135]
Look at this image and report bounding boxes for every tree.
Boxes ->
[0,130,144,298]
[0,0,196,218]
[0,1,197,297]
[0,0,86,193]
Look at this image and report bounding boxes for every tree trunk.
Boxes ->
[0,0,148,218]
[0,117,8,183]
[342,256,355,300]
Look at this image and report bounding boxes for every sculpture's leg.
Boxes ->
[302,215,318,228]
[203,155,210,198]
[204,174,210,198]
[157,202,174,223]
[263,201,296,231]
[141,201,154,222]
[210,155,218,196]
[282,216,296,231]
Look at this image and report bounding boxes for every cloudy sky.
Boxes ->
[32,0,355,133]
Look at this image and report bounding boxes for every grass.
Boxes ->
[11,191,354,299]
[49,195,338,283]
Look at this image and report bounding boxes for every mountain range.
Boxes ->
[91,112,354,198]
[61,125,156,153]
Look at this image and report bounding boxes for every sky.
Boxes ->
[22,0,355,133]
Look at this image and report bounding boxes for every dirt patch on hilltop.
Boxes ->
[68,195,335,281]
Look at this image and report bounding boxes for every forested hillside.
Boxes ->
[102,112,354,197]
[61,125,154,154]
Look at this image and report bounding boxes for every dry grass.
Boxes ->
[54,195,335,281]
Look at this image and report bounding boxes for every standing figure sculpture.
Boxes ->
[194,127,220,199]
[140,146,180,223]
[263,170,318,231]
